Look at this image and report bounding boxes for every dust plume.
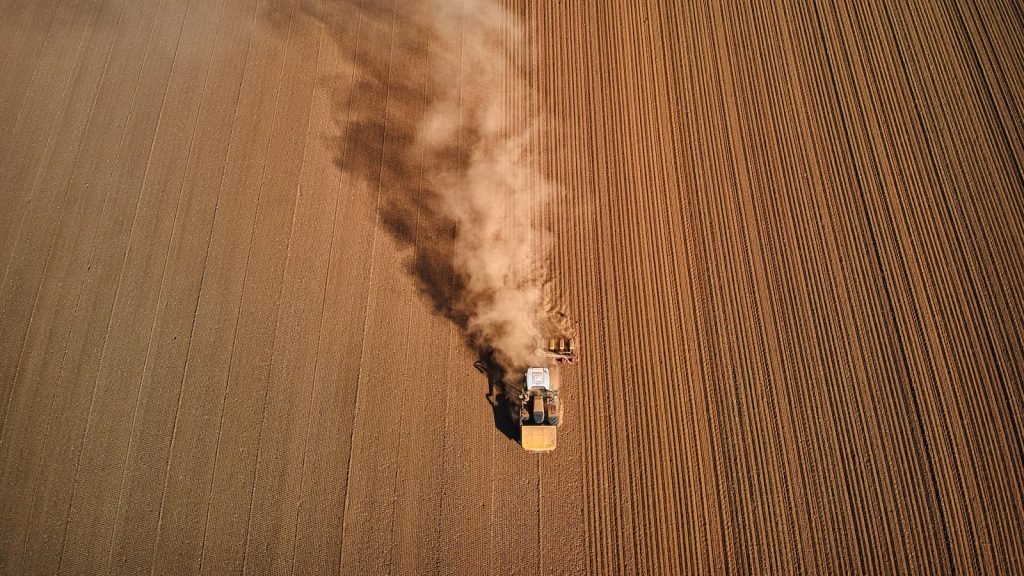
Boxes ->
[406,0,554,372]
[286,0,570,375]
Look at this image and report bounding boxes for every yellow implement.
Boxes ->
[520,425,557,452]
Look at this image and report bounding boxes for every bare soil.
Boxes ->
[1,0,1022,574]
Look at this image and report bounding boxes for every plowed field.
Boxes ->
[1,0,1022,574]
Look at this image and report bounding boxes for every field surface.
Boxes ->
[1,0,1023,574]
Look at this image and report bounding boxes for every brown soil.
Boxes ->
[1,0,1022,574]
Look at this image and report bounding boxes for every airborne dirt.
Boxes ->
[0,0,1023,574]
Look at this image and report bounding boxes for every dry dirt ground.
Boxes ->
[1,0,1023,574]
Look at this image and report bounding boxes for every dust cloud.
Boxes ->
[406,0,554,372]
[281,0,569,375]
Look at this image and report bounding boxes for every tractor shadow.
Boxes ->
[476,350,521,442]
